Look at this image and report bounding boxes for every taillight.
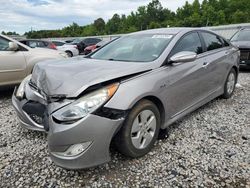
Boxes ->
[49,43,57,50]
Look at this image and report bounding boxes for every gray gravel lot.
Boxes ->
[0,71,250,188]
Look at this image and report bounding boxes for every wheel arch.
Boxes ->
[65,50,73,57]
[134,95,166,129]
[231,65,239,82]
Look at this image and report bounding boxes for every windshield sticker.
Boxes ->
[152,35,173,39]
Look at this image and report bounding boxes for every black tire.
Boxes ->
[65,51,73,57]
[114,99,161,158]
[222,68,237,99]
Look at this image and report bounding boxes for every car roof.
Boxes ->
[130,27,210,35]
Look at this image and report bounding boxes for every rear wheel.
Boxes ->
[65,51,73,57]
[115,99,161,158]
[222,68,237,99]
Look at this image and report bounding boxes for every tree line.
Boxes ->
[2,0,250,38]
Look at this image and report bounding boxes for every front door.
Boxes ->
[163,32,211,118]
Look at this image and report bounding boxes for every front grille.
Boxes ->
[22,101,46,126]
[240,48,250,60]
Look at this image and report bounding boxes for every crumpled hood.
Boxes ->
[31,58,154,98]
[231,41,250,49]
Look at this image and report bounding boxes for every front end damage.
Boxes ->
[12,76,126,169]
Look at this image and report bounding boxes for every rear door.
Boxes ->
[199,31,230,92]
[0,36,27,85]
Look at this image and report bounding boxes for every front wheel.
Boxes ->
[115,99,161,158]
[222,68,237,99]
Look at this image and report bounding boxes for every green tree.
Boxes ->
[232,10,248,23]
[24,0,250,39]
[94,18,105,34]
[149,21,161,29]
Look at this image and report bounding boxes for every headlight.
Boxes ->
[53,83,119,123]
[16,75,32,99]
[59,52,68,58]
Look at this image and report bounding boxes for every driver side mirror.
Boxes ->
[170,51,197,63]
[8,42,19,51]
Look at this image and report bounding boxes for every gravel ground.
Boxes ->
[0,71,249,188]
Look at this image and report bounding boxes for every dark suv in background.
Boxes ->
[70,38,102,54]
[231,28,250,68]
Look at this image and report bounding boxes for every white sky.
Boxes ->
[0,0,197,34]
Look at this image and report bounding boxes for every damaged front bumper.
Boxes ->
[12,87,47,132]
[48,114,124,169]
[12,81,125,169]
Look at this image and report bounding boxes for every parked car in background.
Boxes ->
[231,28,250,68]
[69,38,102,54]
[51,40,66,46]
[52,40,79,57]
[20,39,57,50]
[12,28,239,169]
[83,40,109,55]
[0,34,67,86]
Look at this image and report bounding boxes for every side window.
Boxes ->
[20,41,27,45]
[42,41,48,47]
[222,38,230,47]
[0,37,9,51]
[201,32,224,51]
[29,41,37,48]
[171,32,203,56]
[36,41,46,47]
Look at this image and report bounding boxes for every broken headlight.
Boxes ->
[16,74,32,99]
[53,83,119,123]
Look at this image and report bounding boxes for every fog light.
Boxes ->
[51,141,92,158]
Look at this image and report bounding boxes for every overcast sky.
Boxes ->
[0,0,196,34]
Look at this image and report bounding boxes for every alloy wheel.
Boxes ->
[131,110,156,149]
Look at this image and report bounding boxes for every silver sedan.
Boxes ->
[12,28,239,169]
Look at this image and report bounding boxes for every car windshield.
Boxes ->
[90,34,173,62]
[231,30,250,41]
